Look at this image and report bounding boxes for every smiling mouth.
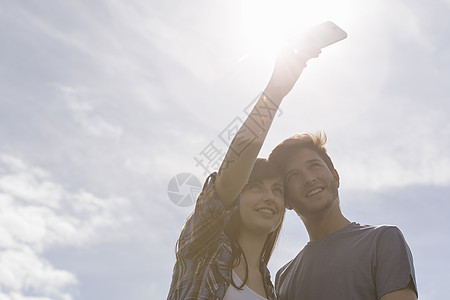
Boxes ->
[305,187,324,198]
[256,208,276,215]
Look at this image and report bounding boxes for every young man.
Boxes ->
[269,133,417,300]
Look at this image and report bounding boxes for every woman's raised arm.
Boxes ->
[215,47,321,207]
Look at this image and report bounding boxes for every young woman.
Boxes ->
[167,46,321,300]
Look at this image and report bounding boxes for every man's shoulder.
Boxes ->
[275,246,306,281]
[276,257,295,277]
[339,222,407,246]
[349,222,401,235]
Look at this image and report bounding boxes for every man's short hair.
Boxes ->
[268,132,335,172]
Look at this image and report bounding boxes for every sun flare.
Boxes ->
[237,0,352,60]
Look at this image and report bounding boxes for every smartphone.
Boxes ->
[297,21,347,49]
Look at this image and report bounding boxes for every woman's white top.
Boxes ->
[223,270,268,300]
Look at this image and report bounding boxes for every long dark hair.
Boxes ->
[224,158,285,291]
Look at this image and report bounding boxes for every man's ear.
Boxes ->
[333,169,340,188]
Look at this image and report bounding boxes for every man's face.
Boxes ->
[284,148,339,218]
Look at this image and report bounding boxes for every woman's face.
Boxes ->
[239,177,285,236]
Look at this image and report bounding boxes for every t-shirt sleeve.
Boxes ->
[374,226,417,299]
[176,172,239,260]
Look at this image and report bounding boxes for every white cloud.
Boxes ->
[0,155,64,209]
[0,292,57,300]
[0,247,76,299]
[0,154,132,299]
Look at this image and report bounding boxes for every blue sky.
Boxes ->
[0,0,449,299]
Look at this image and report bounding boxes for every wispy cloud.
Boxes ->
[58,86,123,139]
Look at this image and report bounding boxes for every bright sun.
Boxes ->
[237,0,351,60]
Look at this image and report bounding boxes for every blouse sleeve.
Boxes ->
[176,172,239,261]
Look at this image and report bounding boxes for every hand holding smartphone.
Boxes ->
[265,21,347,100]
[295,21,347,50]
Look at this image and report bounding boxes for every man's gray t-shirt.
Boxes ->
[275,222,417,300]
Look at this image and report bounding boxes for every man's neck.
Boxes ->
[302,203,351,241]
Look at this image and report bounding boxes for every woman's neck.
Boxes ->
[236,230,267,269]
